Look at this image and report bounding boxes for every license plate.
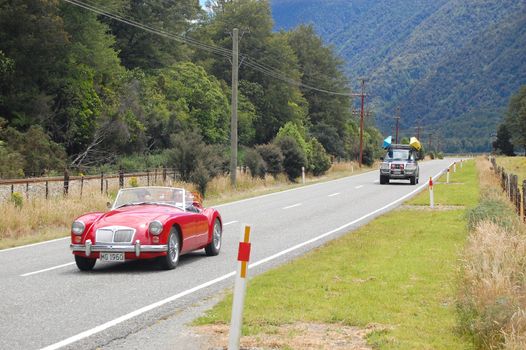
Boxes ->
[100,252,125,262]
[392,170,401,174]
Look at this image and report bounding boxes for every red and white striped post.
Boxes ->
[228,225,252,350]
[429,177,434,209]
[446,167,450,184]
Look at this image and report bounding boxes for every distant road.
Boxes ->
[0,158,459,350]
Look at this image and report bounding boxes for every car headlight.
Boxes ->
[405,163,417,170]
[148,221,163,235]
[380,163,390,170]
[71,221,85,235]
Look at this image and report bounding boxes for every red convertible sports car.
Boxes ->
[70,187,222,271]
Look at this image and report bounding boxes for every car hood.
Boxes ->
[91,204,182,231]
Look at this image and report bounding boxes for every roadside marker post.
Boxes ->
[301,167,305,184]
[453,162,457,173]
[429,177,434,209]
[461,160,463,169]
[446,168,450,184]
[228,225,252,350]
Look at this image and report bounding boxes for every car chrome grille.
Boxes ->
[96,226,135,244]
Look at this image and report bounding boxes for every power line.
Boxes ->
[63,0,351,97]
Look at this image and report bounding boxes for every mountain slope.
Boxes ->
[271,0,526,152]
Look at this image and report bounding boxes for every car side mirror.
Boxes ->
[380,156,384,161]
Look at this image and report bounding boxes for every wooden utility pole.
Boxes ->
[230,28,239,186]
[394,107,400,144]
[414,121,423,140]
[349,79,368,167]
[428,132,433,151]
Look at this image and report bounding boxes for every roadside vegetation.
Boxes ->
[457,158,526,349]
[194,160,478,349]
[0,161,369,250]
[495,156,526,192]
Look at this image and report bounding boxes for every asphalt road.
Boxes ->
[0,158,460,350]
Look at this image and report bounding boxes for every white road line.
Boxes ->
[39,167,448,350]
[328,193,340,197]
[282,203,302,210]
[355,185,364,189]
[0,237,69,253]
[21,262,75,277]
[223,221,238,226]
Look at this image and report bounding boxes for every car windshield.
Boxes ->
[386,149,410,160]
[112,187,193,210]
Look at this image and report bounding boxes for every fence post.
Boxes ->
[10,184,13,195]
[64,169,69,197]
[26,181,29,200]
[154,168,157,185]
[105,179,109,195]
[45,181,49,200]
[100,172,104,194]
[80,176,84,199]
[163,167,167,183]
[523,180,526,223]
[119,168,124,189]
[147,170,150,186]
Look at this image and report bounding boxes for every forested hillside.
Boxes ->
[272,0,526,152]
[0,0,382,183]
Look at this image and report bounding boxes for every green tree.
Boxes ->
[275,136,306,181]
[505,85,526,153]
[107,0,201,70]
[308,138,331,176]
[156,62,229,144]
[287,25,351,158]
[256,144,283,178]
[493,123,515,156]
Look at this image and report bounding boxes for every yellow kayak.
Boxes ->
[410,137,421,150]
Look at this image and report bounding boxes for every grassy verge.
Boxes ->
[194,160,478,349]
[0,161,372,250]
[457,158,526,349]
[495,156,526,190]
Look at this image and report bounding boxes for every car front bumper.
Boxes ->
[380,169,417,179]
[71,239,167,258]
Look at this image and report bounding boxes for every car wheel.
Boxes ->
[160,227,180,270]
[75,255,96,271]
[410,176,416,185]
[380,175,388,184]
[205,218,222,256]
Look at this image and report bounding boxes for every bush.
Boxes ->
[308,138,331,176]
[166,130,224,196]
[244,148,266,179]
[275,136,306,181]
[428,151,436,159]
[9,192,23,209]
[256,144,283,178]
[129,177,139,187]
[466,196,518,232]
[437,152,444,159]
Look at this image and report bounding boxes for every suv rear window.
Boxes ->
[386,149,410,160]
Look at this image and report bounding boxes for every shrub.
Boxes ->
[9,192,23,209]
[256,144,283,178]
[308,138,331,176]
[275,136,306,181]
[129,177,139,187]
[244,148,266,179]
[466,196,518,232]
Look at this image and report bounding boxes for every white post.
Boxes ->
[228,225,252,350]
[460,160,463,169]
[351,165,354,173]
[429,177,434,209]
[301,166,305,184]
[453,162,457,173]
[446,168,450,184]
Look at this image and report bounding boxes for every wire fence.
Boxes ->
[0,168,181,202]
[489,157,525,222]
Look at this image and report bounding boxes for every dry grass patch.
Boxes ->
[457,157,526,349]
[197,322,391,350]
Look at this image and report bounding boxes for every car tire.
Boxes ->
[160,227,180,270]
[410,176,416,185]
[380,175,389,184]
[75,255,96,271]
[205,218,222,256]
